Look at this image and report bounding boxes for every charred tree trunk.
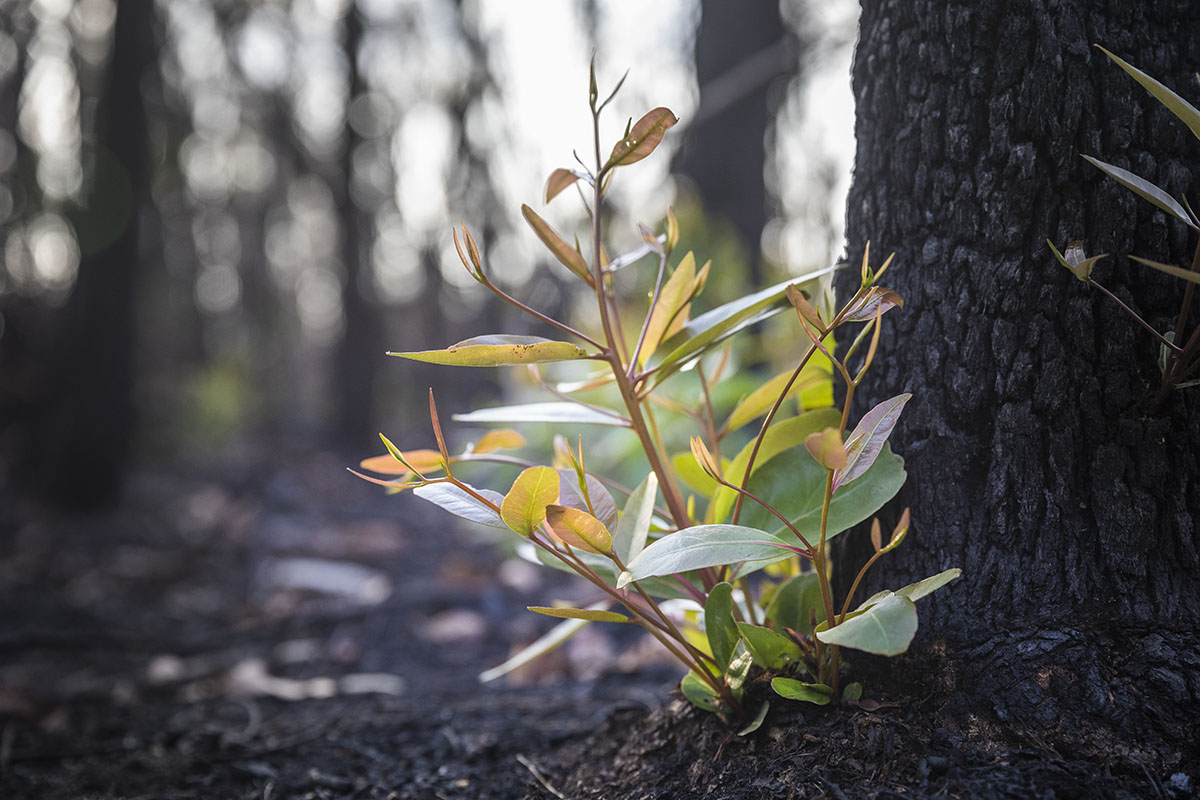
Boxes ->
[39,0,157,509]
[841,0,1200,763]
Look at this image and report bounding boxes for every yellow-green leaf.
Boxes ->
[1097,46,1200,143]
[1129,255,1200,285]
[639,252,707,366]
[544,504,612,554]
[527,606,629,623]
[1082,155,1197,230]
[604,107,678,172]
[390,335,592,367]
[473,429,526,454]
[521,204,594,284]
[724,365,831,432]
[501,466,560,537]
[805,428,848,471]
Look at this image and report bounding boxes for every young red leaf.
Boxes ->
[833,393,911,491]
[544,504,612,555]
[544,168,582,204]
[604,107,678,172]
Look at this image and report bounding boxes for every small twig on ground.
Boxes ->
[516,753,565,799]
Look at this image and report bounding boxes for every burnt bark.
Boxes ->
[841,0,1200,762]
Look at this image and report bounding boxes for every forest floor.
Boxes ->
[0,451,1194,799]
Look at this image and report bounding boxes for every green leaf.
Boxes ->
[770,678,832,705]
[673,450,722,496]
[724,365,831,433]
[544,505,612,554]
[739,444,906,545]
[618,525,796,588]
[891,567,962,604]
[521,204,594,284]
[704,582,740,671]
[736,622,802,669]
[681,671,725,713]
[725,640,753,694]
[647,269,839,389]
[737,700,770,736]
[412,483,506,529]
[1082,155,1197,230]
[527,606,629,622]
[603,107,678,172]
[842,682,863,701]
[454,402,630,427]
[500,466,560,537]
[833,393,911,491]
[815,593,917,656]
[479,610,595,682]
[1096,46,1200,143]
[763,572,824,635]
[1129,255,1200,285]
[390,335,592,367]
[613,472,658,563]
[710,408,843,524]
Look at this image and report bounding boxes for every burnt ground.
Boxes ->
[1,452,1196,799]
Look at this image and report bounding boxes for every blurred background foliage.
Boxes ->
[0,0,857,511]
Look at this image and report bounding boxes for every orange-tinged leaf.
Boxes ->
[544,168,581,203]
[474,429,526,454]
[639,252,700,366]
[527,606,629,623]
[521,204,593,285]
[501,466,560,537]
[390,335,592,367]
[604,107,678,172]
[359,449,445,475]
[805,428,848,471]
[786,284,823,328]
[544,504,612,554]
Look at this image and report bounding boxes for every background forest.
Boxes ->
[0,0,857,510]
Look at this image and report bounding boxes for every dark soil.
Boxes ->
[1,453,1195,799]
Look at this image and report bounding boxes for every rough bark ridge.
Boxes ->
[843,0,1200,762]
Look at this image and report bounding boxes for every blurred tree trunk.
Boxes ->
[39,0,157,509]
[331,1,383,451]
[841,0,1200,761]
[676,0,790,284]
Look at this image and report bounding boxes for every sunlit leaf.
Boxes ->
[1082,155,1197,230]
[618,525,795,588]
[725,639,753,694]
[544,504,612,554]
[763,572,824,635]
[647,267,839,389]
[833,393,911,491]
[1096,46,1200,143]
[412,483,506,529]
[501,466,560,537]
[709,408,842,524]
[527,606,629,622]
[638,252,700,366]
[770,678,832,705]
[603,107,678,172]
[613,472,658,562]
[740,444,906,545]
[1129,255,1200,285]
[736,622,802,669]
[544,168,583,203]
[815,593,917,656]
[390,335,592,367]
[841,286,903,323]
[724,365,830,433]
[472,429,526,454]
[521,204,595,284]
[704,582,739,671]
[556,470,618,529]
[359,449,444,476]
[454,402,630,427]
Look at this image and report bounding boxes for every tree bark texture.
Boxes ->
[842,0,1200,761]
